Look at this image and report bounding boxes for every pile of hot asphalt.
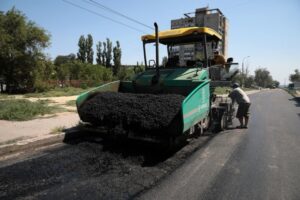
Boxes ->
[78,92,185,134]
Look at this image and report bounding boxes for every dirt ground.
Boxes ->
[0,96,79,145]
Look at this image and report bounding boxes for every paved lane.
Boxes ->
[139,89,300,200]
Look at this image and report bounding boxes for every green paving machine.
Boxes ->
[76,23,237,144]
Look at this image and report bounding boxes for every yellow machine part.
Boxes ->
[141,26,222,43]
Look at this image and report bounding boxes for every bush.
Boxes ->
[117,66,135,80]
[80,82,88,89]
[34,79,53,92]
[0,99,64,121]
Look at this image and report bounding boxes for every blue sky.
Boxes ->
[1,0,300,84]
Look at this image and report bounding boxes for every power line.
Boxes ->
[86,0,154,30]
[62,0,148,34]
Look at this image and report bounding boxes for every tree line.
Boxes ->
[77,35,122,76]
[233,66,280,88]
[0,8,139,93]
[1,8,291,93]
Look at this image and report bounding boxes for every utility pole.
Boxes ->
[242,56,250,87]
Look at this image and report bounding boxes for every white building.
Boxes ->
[170,7,228,66]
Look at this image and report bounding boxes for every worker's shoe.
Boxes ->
[236,125,243,129]
[242,126,248,129]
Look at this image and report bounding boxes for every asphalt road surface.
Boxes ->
[139,89,300,200]
[0,89,299,200]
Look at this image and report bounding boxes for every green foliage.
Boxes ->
[0,7,50,93]
[68,61,81,80]
[102,42,107,66]
[113,41,122,75]
[24,87,93,98]
[231,73,242,86]
[96,41,102,65]
[117,66,135,80]
[254,68,273,88]
[289,69,300,82]
[34,79,53,92]
[244,75,255,88]
[273,80,280,88]
[106,38,112,68]
[54,54,78,86]
[0,99,63,121]
[86,34,93,64]
[78,63,113,82]
[77,35,86,62]
[33,58,55,92]
[54,54,75,66]
[56,63,70,86]
[133,62,145,74]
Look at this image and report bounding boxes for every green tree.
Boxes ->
[105,38,112,68]
[86,34,93,64]
[273,80,280,88]
[56,64,69,87]
[77,35,86,63]
[113,41,122,75]
[244,75,255,88]
[54,54,76,66]
[54,54,75,86]
[34,58,55,92]
[134,61,144,74]
[0,8,50,93]
[68,61,82,80]
[102,41,107,66]
[96,41,102,65]
[254,68,273,88]
[289,69,300,82]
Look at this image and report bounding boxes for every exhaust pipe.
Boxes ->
[152,22,160,84]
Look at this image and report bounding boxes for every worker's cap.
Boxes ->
[232,83,239,88]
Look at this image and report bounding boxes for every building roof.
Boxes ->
[141,26,222,45]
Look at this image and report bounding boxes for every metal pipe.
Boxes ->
[203,34,208,67]
[143,42,147,68]
[154,22,159,77]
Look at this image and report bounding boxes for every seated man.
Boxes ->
[212,50,226,68]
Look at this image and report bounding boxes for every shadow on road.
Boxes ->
[289,97,300,107]
[62,126,188,167]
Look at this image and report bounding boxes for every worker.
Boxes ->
[209,50,226,80]
[228,83,251,129]
[212,50,226,68]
